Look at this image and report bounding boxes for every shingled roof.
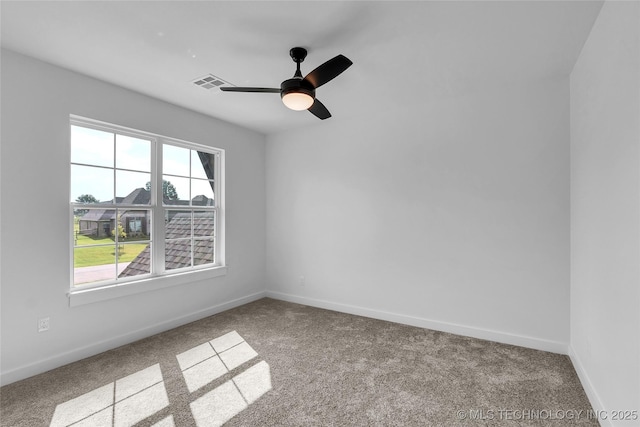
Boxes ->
[78,188,213,221]
[119,212,215,277]
[79,208,115,222]
[121,187,151,205]
[78,189,149,222]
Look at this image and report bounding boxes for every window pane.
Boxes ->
[71,165,113,203]
[165,211,191,239]
[74,207,116,244]
[193,211,215,237]
[191,179,214,206]
[194,238,214,266]
[162,176,189,205]
[118,243,151,278]
[71,125,113,167]
[73,245,117,286]
[121,209,151,239]
[116,170,151,204]
[165,239,192,270]
[192,150,214,180]
[116,134,151,172]
[163,144,189,176]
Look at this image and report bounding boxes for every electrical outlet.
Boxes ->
[299,276,305,287]
[38,317,50,333]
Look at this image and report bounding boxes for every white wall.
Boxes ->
[266,77,570,352]
[0,50,266,385]
[569,1,640,423]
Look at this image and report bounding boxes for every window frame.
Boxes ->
[69,115,226,306]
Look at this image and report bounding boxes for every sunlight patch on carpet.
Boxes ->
[190,361,272,427]
[50,364,168,427]
[151,415,175,427]
[49,332,271,426]
[176,330,258,392]
[179,331,271,426]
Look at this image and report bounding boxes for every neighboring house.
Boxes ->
[77,188,151,237]
[77,207,117,238]
[119,212,215,277]
[77,188,213,238]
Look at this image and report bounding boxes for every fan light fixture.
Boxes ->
[282,91,314,110]
[220,47,353,120]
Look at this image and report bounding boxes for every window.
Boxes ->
[70,116,224,292]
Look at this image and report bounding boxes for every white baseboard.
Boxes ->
[0,291,267,386]
[266,290,569,354]
[568,344,609,427]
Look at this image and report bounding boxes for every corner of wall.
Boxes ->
[567,345,612,427]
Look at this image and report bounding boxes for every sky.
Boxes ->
[71,125,213,204]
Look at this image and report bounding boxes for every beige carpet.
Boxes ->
[0,298,597,426]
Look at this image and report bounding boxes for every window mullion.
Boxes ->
[188,151,193,267]
[113,134,119,279]
[153,138,165,274]
[215,152,223,266]
[191,211,195,268]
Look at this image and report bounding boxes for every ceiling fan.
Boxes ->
[220,47,352,120]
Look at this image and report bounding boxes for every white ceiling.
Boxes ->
[1,1,603,135]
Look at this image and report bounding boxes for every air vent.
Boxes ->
[192,74,232,90]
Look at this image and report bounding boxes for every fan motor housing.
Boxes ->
[280,78,315,99]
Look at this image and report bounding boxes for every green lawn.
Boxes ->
[74,229,150,268]
[74,243,149,268]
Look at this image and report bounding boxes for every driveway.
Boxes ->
[74,262,131,284]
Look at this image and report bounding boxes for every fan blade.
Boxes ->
[303,54,352,89]
[308,99,331,120]
[220,87,280,93]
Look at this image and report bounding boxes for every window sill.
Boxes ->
[68,266,228,307]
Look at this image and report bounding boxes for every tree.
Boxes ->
[74,194,99,216]
[112,213,127,257]
[76,194,99,204]
[112,216,127,240]
[145,180,179,201]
